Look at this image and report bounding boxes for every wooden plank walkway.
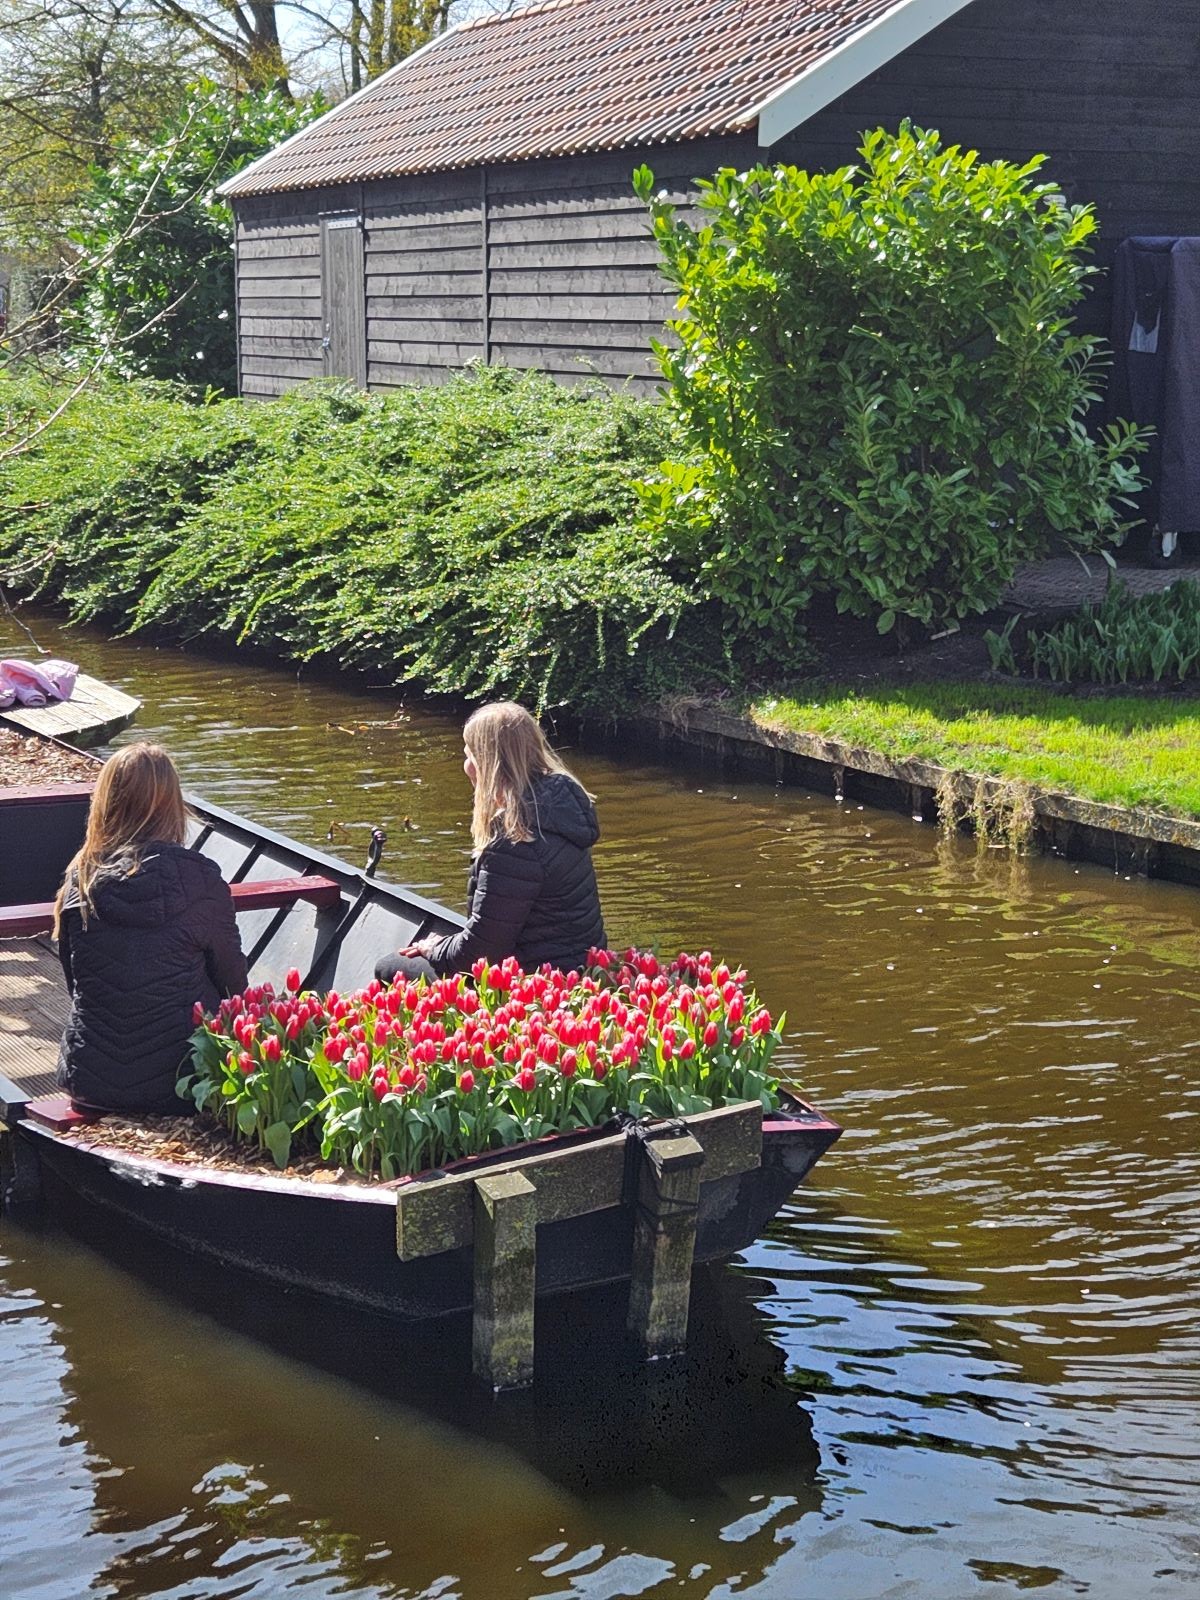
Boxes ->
[1,673,141,747]
[0,937,67,1099]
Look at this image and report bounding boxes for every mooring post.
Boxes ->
[472,1169,537,1391]
[627,1133,704,1359]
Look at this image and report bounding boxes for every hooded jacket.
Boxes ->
[428,773,605,975]
[56,843,248,1113]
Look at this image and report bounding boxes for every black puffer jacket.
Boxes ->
[57,843,248,1113]
[429,773,605,975]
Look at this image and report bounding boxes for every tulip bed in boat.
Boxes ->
[181,948,788,1180]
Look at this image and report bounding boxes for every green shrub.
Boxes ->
[63,83,325,394]
[987,581,1200,685]
[0,367,719,710]
[634,124,1148,651]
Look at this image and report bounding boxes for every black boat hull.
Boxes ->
[15,1103,839,1321]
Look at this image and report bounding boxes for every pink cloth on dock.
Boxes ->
[0,657,79,710]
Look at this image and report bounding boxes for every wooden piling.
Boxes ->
[392,1103,763,1384]
[472,1169,537,1391]
[626,1133,705,1358]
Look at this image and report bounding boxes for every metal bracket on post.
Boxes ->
[0,1124,42,1218]
[626,1132,704,1358]
[472,1169,537,1392]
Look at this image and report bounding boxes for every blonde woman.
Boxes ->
[54,742,247,1113]
[376,702,605,983]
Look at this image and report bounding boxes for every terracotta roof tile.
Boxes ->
[224,0,906,196]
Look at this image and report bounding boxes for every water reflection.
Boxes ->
[0,1230,821,1600]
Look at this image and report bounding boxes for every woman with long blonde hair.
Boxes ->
[55,742,247,1112]
[376,702,605,982]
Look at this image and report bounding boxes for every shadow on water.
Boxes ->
[2,1214,821,1599]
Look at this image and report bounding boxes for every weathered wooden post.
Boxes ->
[472,1169,537,1391]
[626,1132,704,1358]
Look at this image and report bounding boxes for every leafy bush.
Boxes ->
[0,367,718,709]
[987,580,1200,684]
[64,82,325,393]
[635,124,1148,650]
[179,949,783,1177]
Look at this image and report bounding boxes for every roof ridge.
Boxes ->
[456,0,584,37]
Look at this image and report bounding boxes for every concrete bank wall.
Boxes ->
[593,704,1200,889]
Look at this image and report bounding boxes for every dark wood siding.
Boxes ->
[771,0,1200,336]
[365,170,485,387]
[231,0,1200,394]
[483,139,744,395]
[235,186,358,397]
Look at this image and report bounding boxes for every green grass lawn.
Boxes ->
[749,684,1200,818]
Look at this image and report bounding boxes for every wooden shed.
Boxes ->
[221,0,1200,399]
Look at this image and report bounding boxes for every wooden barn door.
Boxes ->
[321,213,366,386]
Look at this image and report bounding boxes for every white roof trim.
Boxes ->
[754,0,980,148]
[217,24,465,197]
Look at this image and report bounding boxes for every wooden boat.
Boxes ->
[0,776,841,1377]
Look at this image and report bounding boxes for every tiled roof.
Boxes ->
[223,0,912,196]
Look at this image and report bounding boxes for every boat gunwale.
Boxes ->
[0,778,469,933]
[18,1096,840,1208]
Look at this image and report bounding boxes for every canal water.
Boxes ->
[2,611,1198,1600]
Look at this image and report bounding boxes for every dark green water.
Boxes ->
[2,610,1199,1600]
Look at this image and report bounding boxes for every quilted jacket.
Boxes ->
[56,843,248,1113]
[428,773,605,975]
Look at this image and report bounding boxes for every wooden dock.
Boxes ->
[1,673,140,747]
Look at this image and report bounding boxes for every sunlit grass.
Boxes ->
[750,684,1200,817]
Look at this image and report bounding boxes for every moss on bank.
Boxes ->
[750,684,1200,819]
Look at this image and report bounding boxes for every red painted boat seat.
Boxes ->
[25,1094,103,1131]
[0,875,341,939]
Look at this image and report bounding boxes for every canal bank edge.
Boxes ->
[611,702,1200,888]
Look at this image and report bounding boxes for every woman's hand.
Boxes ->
[399,937,436,959]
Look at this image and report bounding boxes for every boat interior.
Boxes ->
[0,784,465,1115]
[0,937,66,1102]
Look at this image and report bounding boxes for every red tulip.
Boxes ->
[459,1070,475,1094]
[679,1038,696,1060]
[703,1021,719,1048]
[263,1035,282,1063]
[516,1066,536,1092]
[560,1050,577,1078]
[238,1051,255,1075]
[192,1001,204,1026]
[286,968,301,993]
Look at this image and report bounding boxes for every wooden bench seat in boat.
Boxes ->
[0,875,342,939]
